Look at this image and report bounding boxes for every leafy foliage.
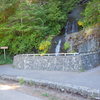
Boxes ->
[0,0,80,55]
[78,21,84,26]
[18,78,25,85]
[81,0,100,27]
[64,42,70,50]
[39,41,51,53]
[0,55,12,65]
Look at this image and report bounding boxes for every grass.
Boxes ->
[64,42,70,50]
[0,55,13,65]
[29,80,36,86]
[42,93,49,97]
[18,78,25,85]
[41,93,58,100]
[80,68,85,72]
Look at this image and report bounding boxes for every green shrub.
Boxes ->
[0,0,80,55]
[64,42,70,50]
[38,35,54,54]
[81,0,100,27]
[18,78,25,85]
[39,41,51,53]
[42,93,49,97]
[69,50,77,53]
[29,80,36,86]
[0,55,12,65]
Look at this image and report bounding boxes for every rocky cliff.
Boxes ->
[67,24,100,53]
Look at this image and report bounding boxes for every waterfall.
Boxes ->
[72,21,78,33]
[55,39,62,56]
[50,6,83,54]
[53,20,79,54]
[65,21,78,36]
[65,21,69,35]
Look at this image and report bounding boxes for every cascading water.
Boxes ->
[55,39,62,56]
[54,21,78,55]
[65,21,78,35]
[72,21,78,33]
[64,20,78,40]
[51,5,83,54]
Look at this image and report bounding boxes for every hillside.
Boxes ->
[0,0,99,56]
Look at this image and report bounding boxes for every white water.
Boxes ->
[55,39,62,56]
[72,21,75,33]
[65,21,69,35]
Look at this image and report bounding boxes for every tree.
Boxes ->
[82,0,100,27]
[0,0,80,55]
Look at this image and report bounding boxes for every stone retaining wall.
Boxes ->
[13,52,100,71]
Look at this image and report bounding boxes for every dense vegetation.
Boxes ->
[0,0,99,57]
[81,0,100,27]
[0,0,79,55]
[0,55,12,65]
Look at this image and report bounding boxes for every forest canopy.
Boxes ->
[0,0,99,55]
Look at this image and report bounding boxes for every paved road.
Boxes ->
[0,65,100,90]
[0,89,43,100]
[0,79,43,100]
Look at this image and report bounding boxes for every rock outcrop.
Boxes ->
[67,24,100,53]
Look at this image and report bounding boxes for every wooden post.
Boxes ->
[0,47,8,60]
[4,49,6,60]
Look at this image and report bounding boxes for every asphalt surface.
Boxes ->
[0,64,100,90]
[0,89,43,100]
[0,79,43,100]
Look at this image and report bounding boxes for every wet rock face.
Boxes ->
[67,25,100,53]
[78,39,100,53]
[68,6,83,20]
[79,26,100,53]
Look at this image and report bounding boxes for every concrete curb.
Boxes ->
[0,75,100,100]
